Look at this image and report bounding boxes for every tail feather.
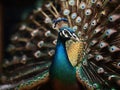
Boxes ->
[1,0,120,89]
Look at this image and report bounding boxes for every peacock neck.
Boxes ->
[50,35,76,84]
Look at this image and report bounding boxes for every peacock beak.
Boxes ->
[70,33,80,42]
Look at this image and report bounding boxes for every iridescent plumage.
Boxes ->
[1,0,120,90]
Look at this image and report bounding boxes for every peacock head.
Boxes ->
[59,27,80,41]
[53,17,79,41]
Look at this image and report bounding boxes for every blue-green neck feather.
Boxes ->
[50,33,76,84]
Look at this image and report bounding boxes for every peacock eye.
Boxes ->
[85,9,92,15]
[109,45,120,53]
[117,62,120,68]
[95,55,103,61]
[91,0,96,3]
[108,15,120,22]
[75,16,82,23]
[99,41,108,48]
[94,28,101,34]
[93,83,99,88]
[91,20,97,26]
[73,26,78,31]
[37,41,44,48]
[34,51,41,58]
[77,31,81,37]
[63,9,70,16]
[83,23,88,30]
[48,49,55,56]
[97,67,104,74]
[108,16,113,22]
[71,13,77,19]
[79,2,86,9]
[69,0,75,6]
[45,31,51,37]
[105,29,117,36]
[83,60,87,66]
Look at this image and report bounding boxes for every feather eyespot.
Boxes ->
[96,1,102,7]
[93,83,99,88]
[77,31,81,37]
[79,2,86,9]
[97,68,104,74]
[34,51,41,58]
[73,26,78,31]
[91,20,97,26]
[91,0,96,3]
[105,29,117,36]
[85,9,92,15]
[38,41,44,48]
[109,16,113,21]
[99,41,108,48]
[83,23,88,30]
[71,13,77,19]
[117,62,120,69]
[117,63,120,69]
[63,9,70,16]
[69,0,75,6]
[45,31,51,37]
[83,60,87,66]
[109,46,120,53]
[108,15,120,22]
[48,50,55,56]
[75,16,82,23]
[95,55,103,61]
[94,28,101,34]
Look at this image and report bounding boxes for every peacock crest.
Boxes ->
[1,0,120,90]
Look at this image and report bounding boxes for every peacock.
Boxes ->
[1,0,120,90]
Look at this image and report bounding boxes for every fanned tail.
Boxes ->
[1,0,120,90]
[76,0,120,89]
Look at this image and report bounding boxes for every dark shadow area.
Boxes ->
[1,0,38,58]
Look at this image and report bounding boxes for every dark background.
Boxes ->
[0,0,44,72]
[2,0,43,48]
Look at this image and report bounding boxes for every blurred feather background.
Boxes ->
[1,0,120,89]
[0,0,45,72]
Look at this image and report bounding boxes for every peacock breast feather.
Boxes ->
[66,41,84,66]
